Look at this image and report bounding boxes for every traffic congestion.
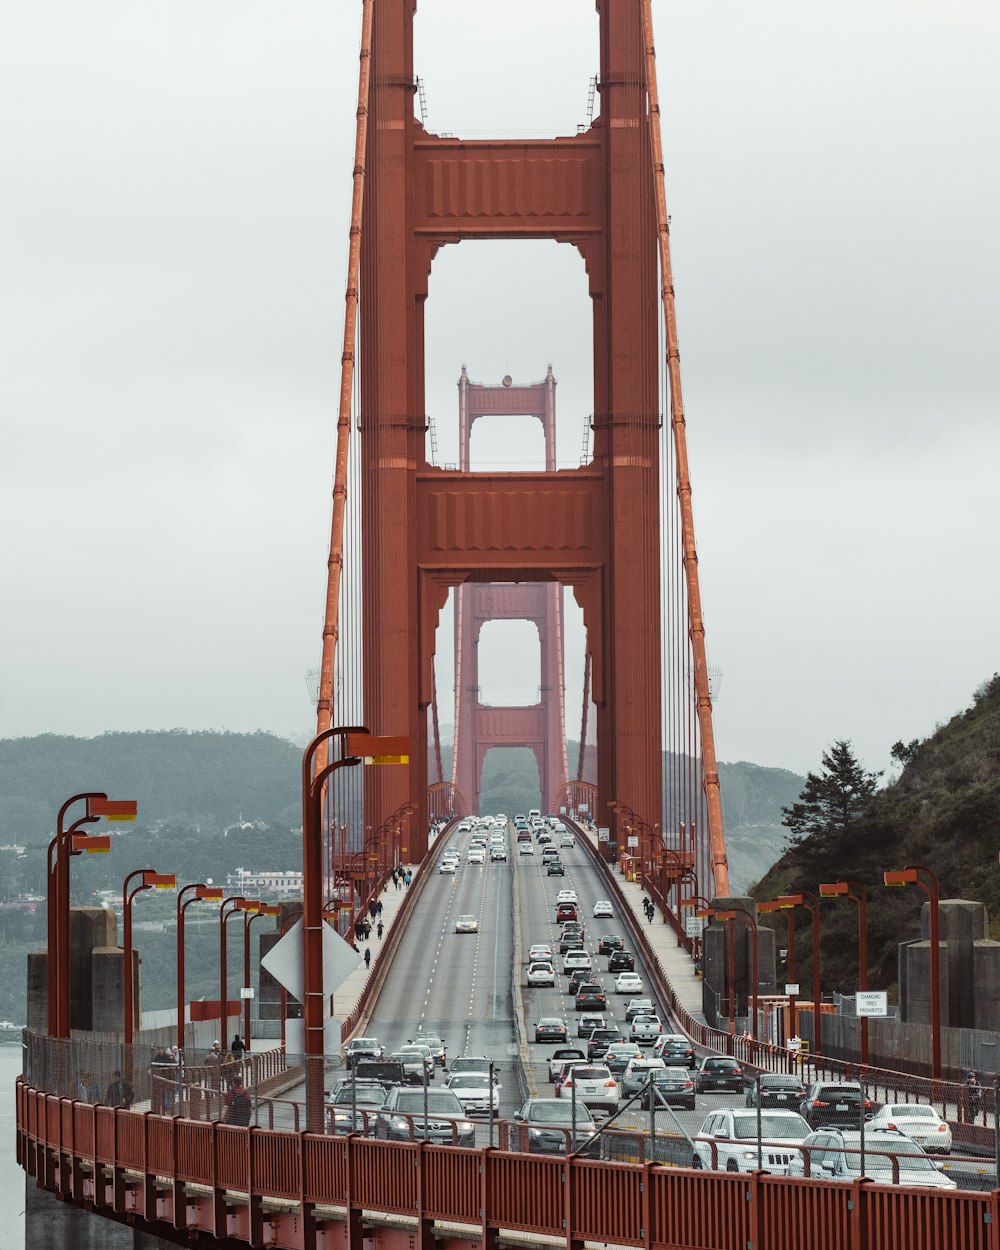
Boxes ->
[327,811,974,1187]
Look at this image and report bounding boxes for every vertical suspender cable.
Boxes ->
[641,0,729,896]
[315,0,375,767]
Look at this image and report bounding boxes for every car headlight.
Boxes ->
[458,1120,474,1134]
[389,1116,410,1131]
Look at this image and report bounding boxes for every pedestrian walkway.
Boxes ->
[575,823,707,1027]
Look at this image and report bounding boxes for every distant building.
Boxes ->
[225,868,306,900]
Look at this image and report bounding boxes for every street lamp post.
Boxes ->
[819,880,870,1067]
[760,898,798,1042]
[176,884,224,1050]
[244,904,280,1044]
[301,726,409,1134]
[778,893,823,1059]
[123,869,176,1046]
[220,896,254,1047]
[884,866,942,1080]
[48,792,137,1037]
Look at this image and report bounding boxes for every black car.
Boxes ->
[537,832,552,845]
[587,1026,623,1060]
[745,1073,806,1109]
[575,982,607,1011]
[534,1017,568,1044]
[546,860,565,876]
[608,950,635,973]
[598,935,625,955]
[799,1081,875,1129]
[567,968,591,996]
[695,1056,747,1093]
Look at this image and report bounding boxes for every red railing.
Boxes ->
[16,1080,1000,1250]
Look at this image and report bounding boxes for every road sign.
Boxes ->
[627,835,639,848]
[598,827,610,842]
[240,987,255,1000]
[856,991,888,1018]
[685,916,704,936]
[260,918,362,1002]
[785,983,800,996]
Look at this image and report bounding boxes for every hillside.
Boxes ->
[752,673,1000,995]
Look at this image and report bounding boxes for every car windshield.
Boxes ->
[705,1059,738,1069]
[529,1103,592,1125]
[450,1075,491,1089]
[450,1058,489,1073]
[336,1088,385,1106]
[574,1067,610,1080]
[351,1039,378,1050]
[394,1092,462,1114]
[841,1144,936,1174]
[539,1018,561,1027]
[885,1105,935,1118]
[732,1115,808,1140]
[761,1076,800,1088]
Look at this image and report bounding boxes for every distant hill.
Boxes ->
[753,674,1000,995]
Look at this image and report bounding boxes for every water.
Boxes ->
[0,1042,25,1250]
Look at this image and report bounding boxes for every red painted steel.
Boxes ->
[253,1131,302,1201]
[572,1158,644,1246]
[351,1138,416,1215]
[301,1135,347,1205]
[148,1114,173,1176]
[488,1151,563,1234]
[756,1175,854,1250]
[216,1123,250,1192]
[422,1145,481,1223]
[73,1101,95,1159]
[176,1120,214,1185]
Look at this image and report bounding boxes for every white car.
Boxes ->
[439,860,457,875]
[518,842,535,855]
[528,943,553,964]
[527,962,555,987]
[559,834,575,848]
[693,1108,811,1175]
[558,1064,619,1114]
[467,848,485,864]
[788,1128,957,1189]
[630,1014,663,1045]
[455,914,479,933]
[593,900,614,918]
[556,889,578,904]
[615,971,643,994]
[445,1072,500,1115]
[866,1104,953,1154]
[562,950,592,974]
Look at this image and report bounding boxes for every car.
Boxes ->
[559,929,585,954]
[608,950,635,973]
[541,847,559,862]
[624,998,656,1023]
[614,971,643,994]
[598,934,625,955]
[587,1026,623,1060]
[455,914,479,933]
[445,1071,500,1115]
[527,943,553,963]
[352,1058,406,1086]
[744,1073,806,1109]
[548,1047,588,1082]
[490,846,508,861]
[799,1081,876,1129]
[640,1065,697,1110]
[692,1108,811,1174]
[593,900,614,918]
[546,860,565,876]
[577,1012,607,1038]
[630,1014,663,1045]
[558,1064,619,1114]
[560,834,575,848]
[537,832,552,846]
[602,1042,643,1076]
[695,1056,746,1093]
[575,982,607,1011]
[375,1086,475,1146]
[513,1098,599,1156]
[410,1032,447,1067]
[562,949,592,974]
[620,1056,667,1097]
[516,830,531,843]
[567,968,593,997]
[518,842,535,856]
[556,902,578,922]
[345,1037,383,1069]
[325,1079,388,1133]
[448,1056,493,1079]
[534,1017,568,1043]
[527,962,556,987]
[788,1128,957,1189]
[653,1034,696,1068]
[439,860,457,875]
[553,1059,591,1093]
[865,1103,952,1153]
[467,848,485,865]
[392,1047,434,1084]
[556,889,579,904]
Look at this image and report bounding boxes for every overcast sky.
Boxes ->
[2,1,997,783]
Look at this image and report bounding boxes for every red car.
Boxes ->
[556,902,578,922]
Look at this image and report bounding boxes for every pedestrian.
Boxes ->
[77,1072,100,1104]
[363,919,372,939]
[231,1034,246,1060]
[105,1069,134,1109]
[404,871,411,887]
[395,875,401,891]
[224,1077,252,1126]
[364,947,372,969]
[152,1046,175,1112]
[377,921,384,940]
[966,1071,982,1123]
[368,900,377,920]
[376,900,383,918]
[647,903,653,924]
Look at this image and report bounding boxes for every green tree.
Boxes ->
[782,740,881,849]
